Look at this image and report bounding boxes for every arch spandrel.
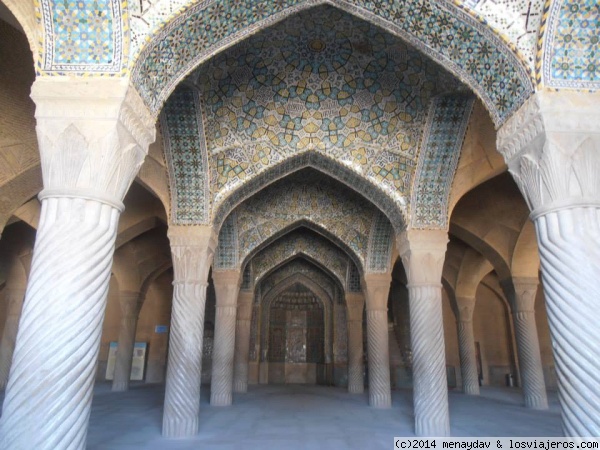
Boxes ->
[131,1,534,126]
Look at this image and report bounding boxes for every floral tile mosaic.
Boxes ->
[131,0,533,125]
[410,94,474,229]
[543,0,600,89]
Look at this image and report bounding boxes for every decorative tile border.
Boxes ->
[131,0,534,126]
[160,86,210,224]
[410,94,475,229]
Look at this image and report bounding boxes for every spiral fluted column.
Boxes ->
[1,197,123,450]
[0,288,26,389]
[496,92,600,435]
[233,290,253,393]
[364,274,392,408]
[455,298,479,396]
[346,292,365,394]
[0,78,154,450]
[398,230,449,437]
[112,291,143,392]
[501,278,548,409]
[211,270,241,406]
[534,208,600,434]
[163,226,217,438]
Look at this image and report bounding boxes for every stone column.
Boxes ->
[398,230,450,437]
[497,91,600,436]
[363,273,392,408]
[210,269,242,406]
[233,290,254,393]
[163,225,216,437]
[111,290,144,392]
[346,292,365,394]
[0,288,26,389]
[455,297,479,396]
[500,278,548,409]
[0,79,154,450]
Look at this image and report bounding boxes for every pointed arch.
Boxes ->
[132,0,533,126]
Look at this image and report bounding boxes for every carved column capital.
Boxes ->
[168,225,217,283]
[118,290,143,318]
[500,277,539,313]
[31,78,156,207]
[213,269,243,308]
[455,296,476,322]
[363,273,391,311]
[345,292,365,322]
[236,290,254,321]
[397,229,448,286]
[497,90,600,216]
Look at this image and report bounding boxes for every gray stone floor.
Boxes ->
[77,384,562,449]
[0,384,562,448]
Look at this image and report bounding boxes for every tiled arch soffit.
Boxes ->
[31,1,598,106]
[212,171,395,273]
[259,258,341,307]
[130,0,535,126]
[246,230,351,290]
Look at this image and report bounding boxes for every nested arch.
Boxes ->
[259,271,335,364]
[211,154,407,233]
[249,230,349,289]
[131,0,533,125]
[242,220,365,276]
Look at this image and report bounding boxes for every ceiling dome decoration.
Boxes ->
[193,7,463,209]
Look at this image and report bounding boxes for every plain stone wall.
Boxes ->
[0,287,6,339]
[474,284,514,386]
[135,274,173,383]
[535,288,557,389]
[96,276,122,381]
[442,290,461,388]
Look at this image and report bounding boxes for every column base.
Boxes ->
[233,381,247,393]
[463,384,480,396]
[210,392,232,406]
[415,417,450,437]
[369,392,391,409]
[348,384,364,394]
[162,416,199,438]
[524,393,549,410]
[111,381,129,392]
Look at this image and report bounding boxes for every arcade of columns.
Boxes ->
[0,1,599,448]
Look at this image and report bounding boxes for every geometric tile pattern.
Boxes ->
[192,7,460,211]
[241,264,252,290]
[347,263,362,292]
[131,1,534,125]
[129,0,191,59]
[210,151,407,233]
[233,170,381,270]
[214,213,238,269]
[160,86,210,224]
[39,0,124,74]
[249,229,349,289]
[542,0,600,89]
[367,212,395,273]
[410,95,475,229]
[457,0,545,67]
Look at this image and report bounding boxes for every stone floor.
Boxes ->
[0,384,562,449]
[72,384,562,449]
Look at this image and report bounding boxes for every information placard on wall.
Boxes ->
[105,342,147,381]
